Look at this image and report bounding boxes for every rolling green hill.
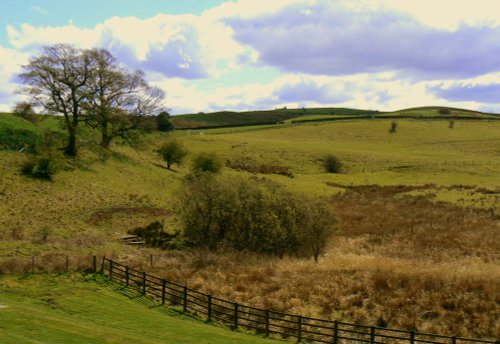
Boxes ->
[0,108,498,340]
[170,107,376,129]
[0,273,276,344]
[170,106,498,129]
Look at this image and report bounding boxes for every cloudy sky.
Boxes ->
[1,0,500,114]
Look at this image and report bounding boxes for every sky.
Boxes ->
[1,0,500,114]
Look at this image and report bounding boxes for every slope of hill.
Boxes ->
[0,111,499,339]
[170,107,376,129]
[170,106,498,129]
[0,273,276,344]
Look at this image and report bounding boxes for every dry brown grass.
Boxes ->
[114,187,499,340]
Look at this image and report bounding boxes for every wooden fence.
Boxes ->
[101,258,499,344]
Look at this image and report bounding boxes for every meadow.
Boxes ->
[0,273,277,343]
[0,111,499,339]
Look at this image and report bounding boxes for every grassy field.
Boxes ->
[0,111,499,339]
[0,273,277,343]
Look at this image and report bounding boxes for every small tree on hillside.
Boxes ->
[300,200,338,262]
[157,140,187,170]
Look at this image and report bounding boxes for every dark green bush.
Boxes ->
[177,175,338,260]
[128,221,180,248]
[0,129,39,152]
[156,111,174,132]
[21,151,65,180]
[157,140,188,169]
[191,152,223,174]
[323,154,342,173]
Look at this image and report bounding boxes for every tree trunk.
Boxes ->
[100,134,112,148]
[65,126,77,157]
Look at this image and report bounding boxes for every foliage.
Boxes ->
[156,111,174,132]
[18,44,92,156]
[438,108,451,115]
[83,48,165,148]
[177,174,338,259]
[322,154,342,173]
[157,140,188,169]
[0,128,39,152]
[191,152,223,174]
[18,44,165,155]
[20,129,66,180]
[128,221,180,249]
[21,150,65,180]
[389,121,398,133]
[12,101,38,123]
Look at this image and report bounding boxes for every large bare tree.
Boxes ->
[18,45,165,154]
[18,44,91,156]
[84,48,165,148]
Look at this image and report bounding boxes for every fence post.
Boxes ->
[142,272,147,294]
[370,326,376,344]
[451,336,456,344]
[265,309,270,337]
[410,330,415,344]
[233,303,239,329]
[110,260,114,280]
[150,254,153,268]
[183,286,188,312]
[125,266,129,286]
[297,315,302,343]
[65,255,69,272]
[92,256,97,273]
[333,320,338,344]
[207,295,212,322]
[100,256,106,273]
[162,279,166,305]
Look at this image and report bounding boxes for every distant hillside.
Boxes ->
[171,106,498,129]
[171,107,376,129]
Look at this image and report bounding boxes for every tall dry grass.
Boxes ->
[115,186,499,340]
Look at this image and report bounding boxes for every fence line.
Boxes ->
[0,254,97,275]
[100,258,499,344]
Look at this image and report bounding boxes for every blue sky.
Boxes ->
[1,0,500,114]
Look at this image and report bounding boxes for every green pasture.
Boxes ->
[0,274,277,344]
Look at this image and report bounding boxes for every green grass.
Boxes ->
[0,273,277,344]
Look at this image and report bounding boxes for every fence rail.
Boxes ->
[100,258,499,344]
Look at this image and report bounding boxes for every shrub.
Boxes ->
[0,128,39,152]
[449,120,455,129]
[389,121,398,133]
[12,101,38,123]
[191,152,223,174]
[128,221,180,249]
[323,154,342,173]
[439,108,451,115]
[177,174,338,259]
[156,111,174,132]
[157,140,187,169]
[22,150,65,180]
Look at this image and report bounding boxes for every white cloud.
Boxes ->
[2,0,500,114]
